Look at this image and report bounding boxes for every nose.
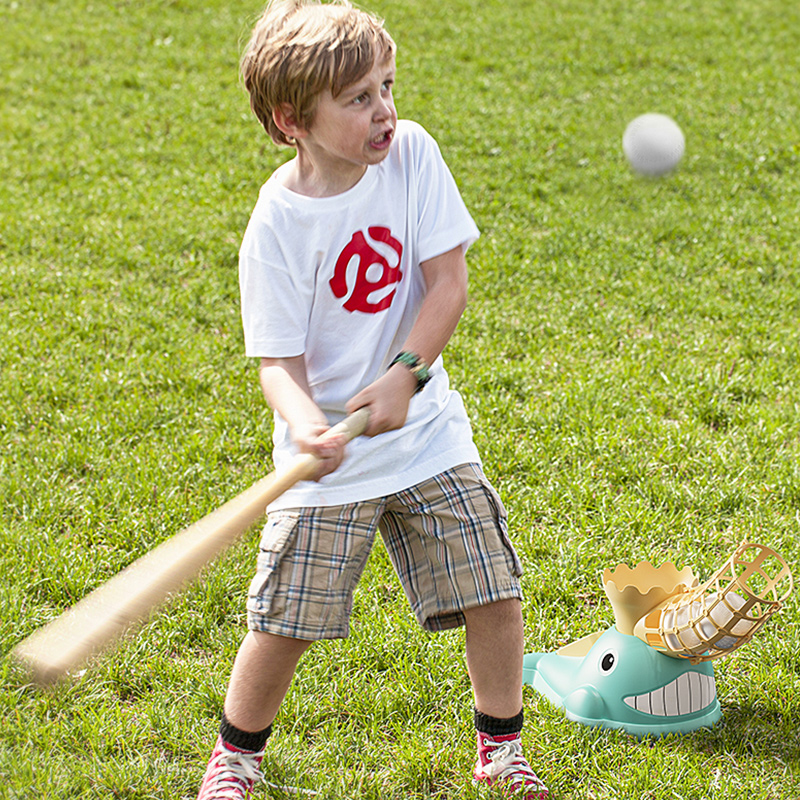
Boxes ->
[373,93,393,121]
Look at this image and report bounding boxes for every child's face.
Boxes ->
[299,55,397,186]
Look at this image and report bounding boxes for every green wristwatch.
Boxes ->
[389,351,432,393]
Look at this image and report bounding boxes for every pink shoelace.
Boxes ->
[197,740,264,800]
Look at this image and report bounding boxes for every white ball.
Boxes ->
[623,113,685,176]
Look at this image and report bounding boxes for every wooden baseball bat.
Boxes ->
[11,408,370,686]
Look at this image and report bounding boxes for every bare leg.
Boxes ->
[463,598,524,719]
[223,631,313,732]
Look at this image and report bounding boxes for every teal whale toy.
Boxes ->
[523,545,792,737]
[523,558,715,737]
[523,626,721,737]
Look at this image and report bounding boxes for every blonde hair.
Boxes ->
[241,0,396,146]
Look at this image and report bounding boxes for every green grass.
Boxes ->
[1,0,798,797]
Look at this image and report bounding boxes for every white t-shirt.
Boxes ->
[240,120,481,510]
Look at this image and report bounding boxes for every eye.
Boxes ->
[598,649,618,674]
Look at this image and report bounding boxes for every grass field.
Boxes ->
[1,0,799,797]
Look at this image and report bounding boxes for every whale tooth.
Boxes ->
[664,674,679,715]
[623,672,716,716]
[651,685,666,716]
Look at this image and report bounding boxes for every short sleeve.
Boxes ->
[410,125,480,262]
[239,224,311,359]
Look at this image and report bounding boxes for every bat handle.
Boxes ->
[326,406,371,442]
[272,407,371,489]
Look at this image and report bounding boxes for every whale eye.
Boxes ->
[599,648,618,674]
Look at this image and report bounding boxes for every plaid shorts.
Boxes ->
[246,463,524,640]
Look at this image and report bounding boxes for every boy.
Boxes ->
[197,1,548,798]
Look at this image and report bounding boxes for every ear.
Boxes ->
[272,103,308,141]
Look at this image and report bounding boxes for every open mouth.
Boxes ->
[623,671,716,717]
[370,129,393,149]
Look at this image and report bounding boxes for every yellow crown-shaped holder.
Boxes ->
[603,561,698,635]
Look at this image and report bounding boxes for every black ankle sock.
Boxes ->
[474,708,524,736]
[219,711,272,752]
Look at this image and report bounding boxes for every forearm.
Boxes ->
[400,244,468,367]
[259,355,348,478]
[401,272,467,367]
[258,356,327,429]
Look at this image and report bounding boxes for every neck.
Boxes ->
[276,151,367,198]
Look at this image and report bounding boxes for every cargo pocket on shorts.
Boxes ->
[478,476,524,578]
[246,511,299,621]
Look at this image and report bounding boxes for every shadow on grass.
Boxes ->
[685,701,800,767]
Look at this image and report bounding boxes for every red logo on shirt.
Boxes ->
[329,227,403,313]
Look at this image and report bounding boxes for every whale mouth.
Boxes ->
[623,671,716,717]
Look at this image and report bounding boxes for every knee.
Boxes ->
[464,598,523,629]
